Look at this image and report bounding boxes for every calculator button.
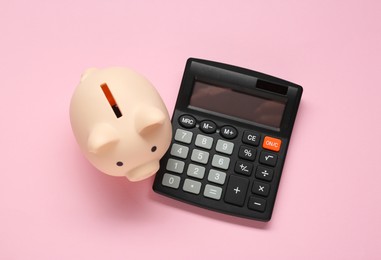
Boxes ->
[170,143,189,159]
[174,129,193,144]
[200,120,217,134]
[252,181,270,197]
[238,145,256,161]
[248,196,266,212]
[263,136,282,152]
[166,159,185,174]
[220,125,238,139]
[255,166,274,181]
[187,164,206,179]
[259,151,278,167]
[195,134,214,149]
[191,149,210,164]
[204,184,222,200]
[215,139,234,155]
[234,160,254,176]
[162,173,181,189]
[224,175,249,206]
[211,154,230,170]
[207,169,226,185]
[183,179,202,194]
[242,131,261,146]
[179,115,196,128]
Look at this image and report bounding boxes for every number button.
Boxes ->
[191,149,210,164]
[162,173,181,189]
[211,154,230,170]
[170,143,189,159]
[174,129,193,144]
[215,139,234,155]
[195,134,214,149]
[207,169,226,185]
[187,164,206,179]
[166,159,185,174]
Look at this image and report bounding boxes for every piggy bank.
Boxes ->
[70,67,172,181]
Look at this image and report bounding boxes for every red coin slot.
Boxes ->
[100,83,122,118]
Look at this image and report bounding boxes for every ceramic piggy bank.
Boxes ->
[70,67,172,181]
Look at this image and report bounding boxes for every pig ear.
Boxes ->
[87,123,119,154]
[80,68,98,82]
[135,106,166,136]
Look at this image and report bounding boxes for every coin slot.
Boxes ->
[100,83,122,118]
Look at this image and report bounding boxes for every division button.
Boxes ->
[255,166,274,181]
[200,120,217,134]
[248,196,266,212]
[179,114,196,128]
[220,125,238,139]
[242,131,261,146]
[224,175,249,206]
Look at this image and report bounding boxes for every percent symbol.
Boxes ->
[244,149,252,157]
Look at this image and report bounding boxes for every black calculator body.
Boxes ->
[153,58,303,221]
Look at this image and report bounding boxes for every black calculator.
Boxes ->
[153,58,303,221]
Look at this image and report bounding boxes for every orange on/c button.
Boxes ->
[263,136,282,152]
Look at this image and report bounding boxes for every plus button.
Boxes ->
[224,175,249,206]
[234,187,241,194]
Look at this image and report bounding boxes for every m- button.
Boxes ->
[263,136,282,152]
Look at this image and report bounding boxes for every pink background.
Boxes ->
[1,0,380,259]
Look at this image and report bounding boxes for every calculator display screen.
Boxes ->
[189,81,286,128]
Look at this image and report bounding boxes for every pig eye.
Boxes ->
[151,146,157,152]
[116,161,124,167]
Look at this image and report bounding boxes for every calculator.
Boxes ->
[153,58,303,221]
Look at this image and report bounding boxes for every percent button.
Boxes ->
[238,145,256,161]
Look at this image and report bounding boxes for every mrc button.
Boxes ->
[179,114,196,128]
[263,136,282,152]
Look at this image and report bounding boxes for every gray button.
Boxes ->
[195,134,213,150]
[174,129,193,144]
[215,139,234,155]
[162,173,181,189]
[211,154,230,170]
[183,179,202,194]
[191,149,209,164]
[187,164,205,179]
[170,143,189,159]
[208,169,226,185]
[203,184,222,200]
[166,159,185,174]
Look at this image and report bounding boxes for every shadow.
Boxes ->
[148,184,272,229]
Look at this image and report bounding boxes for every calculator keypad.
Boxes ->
[154,113,285,221]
